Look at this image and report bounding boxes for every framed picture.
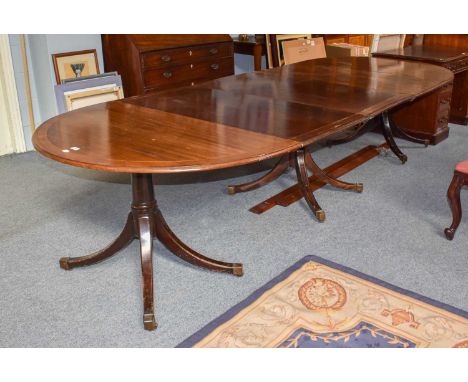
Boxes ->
[52,49,100,84]
[54,74,123,114]
[269,35,312,67]
[64,85,123,112]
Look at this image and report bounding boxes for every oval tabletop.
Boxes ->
[32,57,453,174]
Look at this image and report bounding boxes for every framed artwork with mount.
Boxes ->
[52,49,100,84]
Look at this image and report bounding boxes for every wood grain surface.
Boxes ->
[33,57,453,174]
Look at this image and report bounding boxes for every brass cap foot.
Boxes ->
[444,228,455,241]
[232,264,244,277]
[227,186,236,195]
[424,139,430,147]
[400,155,408,164]
[143,313,158,331]
[315,210,326,222]
[355,183,364,193]
[59,257,71,270]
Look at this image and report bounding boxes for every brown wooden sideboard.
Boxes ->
[421,35,468,126]
[102,35,234,97]
[390,82,454,145]
[374,44,468,144]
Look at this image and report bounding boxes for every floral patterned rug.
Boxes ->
[178,256,468,348]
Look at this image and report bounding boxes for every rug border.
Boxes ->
[176,255,468,347]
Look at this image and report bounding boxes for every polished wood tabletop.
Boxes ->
[33,57,453,174]
[373,45,468,63]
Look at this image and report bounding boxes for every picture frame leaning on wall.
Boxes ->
[52,49,100,84]
[54,74,123,114]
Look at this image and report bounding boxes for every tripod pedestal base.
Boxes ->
[60,173,243,330]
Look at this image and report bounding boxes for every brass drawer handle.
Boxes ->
[209,48,218,55]
[162,71,172,79]
[161,55,171,62]
[440,98,450,105]
[210,63,220,70]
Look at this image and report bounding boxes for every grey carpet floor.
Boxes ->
[0,125,467,347]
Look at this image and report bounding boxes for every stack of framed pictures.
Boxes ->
[266,34,312,67]
[52,49,124,114]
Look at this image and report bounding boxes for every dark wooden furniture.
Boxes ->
[248,143,388,215]
[445,160,468,240]
[101,34,234,97]
[32,57,452,331]
[233,35,265,71]
[423,34,468,50]
[314,34,373,47]
[374,44,468,141]
[422,35,468,127]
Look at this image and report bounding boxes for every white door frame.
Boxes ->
[0,34,26,155]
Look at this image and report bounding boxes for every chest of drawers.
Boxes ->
[102,35,234,97]
[374,43,468,143]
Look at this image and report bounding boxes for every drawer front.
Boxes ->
[142,43,233,69]
[438,84,453,108]
[144,79,203,94]
[435,83,453,130]
[143,57,233,90]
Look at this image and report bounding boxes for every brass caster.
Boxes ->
[232,264,244,277]
[355,183,364,193]
[400,155,408,164]
[227,186,236,195]
[444,228,455,241]
[424,139,430,147]
[59,257,71,270]
[315,210,326,222]
[143,313,158,331]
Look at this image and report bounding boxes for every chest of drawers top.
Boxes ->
[102,34,234,97]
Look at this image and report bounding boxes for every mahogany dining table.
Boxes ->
[32,57,453,330]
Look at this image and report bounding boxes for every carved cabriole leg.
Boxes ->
[59,213,135,270]
[305,150,363,193]
[389,116,430,147]
[381,112,408,164]
[444,172,465,240]
[294,148,325,222]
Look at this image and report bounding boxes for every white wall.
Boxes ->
[27,34,104,125]
[8,34,104,150]
[8,35,36,150]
